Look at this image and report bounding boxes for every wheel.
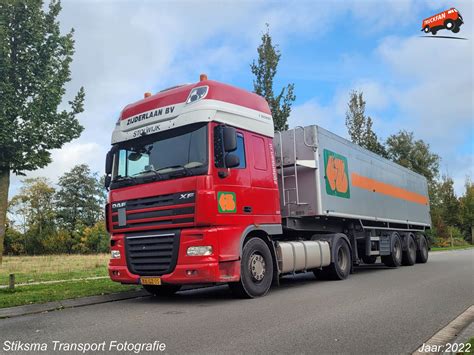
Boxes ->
[313,238,351,280]
[402,234,416,266]
[229,238,273,298]
[143,284,181,297]
[431,29,437,35]
[445,20,454,30]
[452,27,460,33]
[424,26,430,33]
[362,255,377,264]
[382,233,402,267]
[416,234,429,264]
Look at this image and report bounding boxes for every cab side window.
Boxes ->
[234,134,246,169]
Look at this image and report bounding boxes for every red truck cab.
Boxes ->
[106,77,281,296]
[421,8,463,35]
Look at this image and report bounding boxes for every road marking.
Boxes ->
[413,305,474,354]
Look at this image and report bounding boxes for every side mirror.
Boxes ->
[225,153,240,168]
[223,127,237,152]
[104,175,111,189]
[105,146,118,175]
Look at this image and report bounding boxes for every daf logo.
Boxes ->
[179,193,195,200]
[112,202,126,209]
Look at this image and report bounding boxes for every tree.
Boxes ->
[251,24,295,132]
[345,90,386,157]
[55,164,103,237]
[8,177,56,254]
[459,178,474,243]
[385,130,440,184]
[0,0,85,261]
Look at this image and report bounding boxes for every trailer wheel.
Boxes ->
[381,233,402,267]
[143,284,181,297]
[416,235,429,264]
[313,238,351,280]
[362,255,377,264]
[424,26,430,33]
[229,238,273,298]
[402,234,416,266]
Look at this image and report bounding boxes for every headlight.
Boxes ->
[187,246,213,256]
[111,250,121,259]
[186,86,208,104]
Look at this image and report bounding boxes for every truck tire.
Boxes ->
[229,238,273,298]
[424,26,430,33]
[313,238,351,280]
[402,234,416,266]
[143,284,181,297]
[416,235,429,264]
[362,255,377,264]
[381,233,402,267]
[452,27,460,33]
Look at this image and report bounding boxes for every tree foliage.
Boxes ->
[251,25,295,132]
[55,164,104,234]
[386,131,440,184]
[345,90,386,157]
[0,0,85,262]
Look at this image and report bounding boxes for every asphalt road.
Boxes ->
[1,249,473,354]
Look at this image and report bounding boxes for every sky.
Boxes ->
[9,0,474,197]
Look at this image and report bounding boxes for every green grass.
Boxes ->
[431,245,474,252]
[0,278,140,309]
[465,337,474,353]
[0,254,110,285]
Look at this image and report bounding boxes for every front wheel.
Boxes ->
[452,27,460,33]
[229,238,273,298]
[424,26,430,33]
[143,284,181,297]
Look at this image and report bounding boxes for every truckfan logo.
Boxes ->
[324,149,350,199]
[421,7,464,36]
[218,192,237,213]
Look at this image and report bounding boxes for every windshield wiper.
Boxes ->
[157,165,194,177]
[132,168,163,182]
[112,175,137,186]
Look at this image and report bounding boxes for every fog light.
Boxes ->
[111,250,121,259]
[186,270,197,276]
[187,246,213,256]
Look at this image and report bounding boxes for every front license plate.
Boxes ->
[141,277,161,286]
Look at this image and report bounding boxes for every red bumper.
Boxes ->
[108,227,242,285]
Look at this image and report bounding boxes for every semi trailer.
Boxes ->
[106,75,430,298]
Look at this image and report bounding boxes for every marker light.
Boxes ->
[144,92,152,98]
[200,73,208,81]
[187,246,213,256]
[111,250,121,259]
[186,86,208,104]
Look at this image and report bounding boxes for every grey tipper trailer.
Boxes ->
[272,125,430,277]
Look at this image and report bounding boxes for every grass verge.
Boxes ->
[0,278,140,309]
[0,254,109,285]
[431,245,474,252]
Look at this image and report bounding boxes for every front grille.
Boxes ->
[125,230,180,276]
[110,191,195,232]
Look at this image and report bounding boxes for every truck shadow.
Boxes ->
[136,264,393,304]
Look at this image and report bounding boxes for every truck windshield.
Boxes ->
[111,123,208,188]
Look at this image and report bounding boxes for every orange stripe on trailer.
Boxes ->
[351,173,429,206]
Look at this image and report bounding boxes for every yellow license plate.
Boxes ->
[141,277,161,286]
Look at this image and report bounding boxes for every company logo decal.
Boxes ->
[421,7,465,37]
[324,149,350,199]
[218,192,237,213]
[126,106,175,126]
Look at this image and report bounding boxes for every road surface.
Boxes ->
[0,249,473,354]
